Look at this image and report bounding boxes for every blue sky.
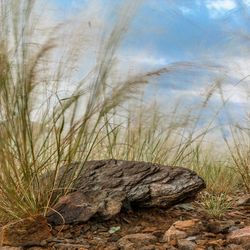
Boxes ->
[52,0,250,60]
[50,0,250,125]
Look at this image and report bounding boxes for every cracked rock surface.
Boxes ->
[47,159,205,225]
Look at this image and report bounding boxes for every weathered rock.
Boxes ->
[206,220,235,234]
[162,245,178,250]
[242,242,250,250]
[207,239,225,248]
[142,226,159,233]
[117,233,157,249]
[206,247,214,250]
[54,224,70,232]
[163,227,187,243]
[185,236,198,242]
[196,239,208,246]
[140,245,157,250]
[53,243,89,250]
[173,219,203,235]
[163,219,203,243]
[0,215,51,247]
[103,245,118,250]
[47,159,205,225]
[236,195,250,206]
[177,239,196,250]
[174,203,195,211]
[227,226,250,245]
[0,247,23,250]
[226,244,244,250]
[28,247,49,250]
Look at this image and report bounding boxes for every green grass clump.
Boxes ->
[200,193,232,218]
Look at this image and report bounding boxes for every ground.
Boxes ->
[1,193,249,250]
[44,194,250,250]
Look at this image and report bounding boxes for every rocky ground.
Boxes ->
[0,194,249,250]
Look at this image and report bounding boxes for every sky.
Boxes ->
[49,0,250,127]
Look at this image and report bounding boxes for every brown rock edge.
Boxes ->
[47,159,205,225]
[0,215,51,247]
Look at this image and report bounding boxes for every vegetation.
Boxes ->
[200,193,233,218]
[0,0,248,222]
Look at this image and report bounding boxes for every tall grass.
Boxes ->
[0,0,173,222]
[216,78,250,193]
[223,124,250,193]
[0,0,249,224]
[91,101,206,165]
[91,98,241,194]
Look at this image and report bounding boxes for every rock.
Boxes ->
[117,233,157,249]
[174,203,195,211]
[163,227,187,242]
[226,244,244,250]
[129,226,143,234]
[207,239,225,248]
[28,247,50,250]
[185,236,197,241]
[103,245,118,250]
[152,231,164,239]
[236,195,250,206]
[0,215,51,247]
[54,225,70,232]
[142,227,163,238]
[140,245,156,250]
[163,219,203,242]
[0,247,23,250]
[206,220,235,234]
[207,247,214,250]
[196,239,208,246]
[163,219,203,243]
[162,245,178,250]
[47,160,205,224]
[53,243,89,249]
[242,242,250,250]
[108,234,120,242]
[228,226,240,233]
[177,239,196,250]
[142,227,159,233]
[227,226,250,245]
[173,219,203,235]
[203,232,217,239]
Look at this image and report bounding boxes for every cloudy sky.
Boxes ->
[49,0,250,125]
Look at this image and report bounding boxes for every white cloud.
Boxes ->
[206,0,236,11]
[224,56,250,80]
[205,0,237,17]
[179,6,194,15]
[243,0,250,6]
[130,54,168,67]
[221,57,250,104]
[114,50,169,79]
